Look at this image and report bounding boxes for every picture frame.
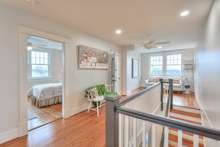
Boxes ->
[77,45,109,70]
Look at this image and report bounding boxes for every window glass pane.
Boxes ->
[40,58,44,64]
[166,65,181,77]
[166,54,181,77]
[31,51,49,65]
[32,65,48,78]
[150,65,163,76]
[31,52,35,64]
[31,51,49,78]
[150,56,163,76]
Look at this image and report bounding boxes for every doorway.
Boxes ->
[26,35,64,130]
[112,53,121,94]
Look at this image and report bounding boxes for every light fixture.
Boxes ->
[115,29,122,35]
[27,46,33,51]
[180,10,190,17]
[158,46,162,49]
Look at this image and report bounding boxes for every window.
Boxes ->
[166,54,181,77]
[31,51,49,78]
[150,56,163,76]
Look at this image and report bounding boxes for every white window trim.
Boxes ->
[28,49,52,80]
[149,55,163,77]
[166,54,182,77]
[149,53,182,78]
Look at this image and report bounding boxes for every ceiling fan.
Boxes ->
[143,40,171,49]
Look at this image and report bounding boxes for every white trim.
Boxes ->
[66,104,88,118]
[18,26,68,138]
[177,130,183,147]
[0,128,18,144]
[164,127,169,147]
[18,26,69,43]
[193,134,199,147]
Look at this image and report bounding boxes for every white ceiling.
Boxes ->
[0,0,213,49]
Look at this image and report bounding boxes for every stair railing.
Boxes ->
[105,79,220,147]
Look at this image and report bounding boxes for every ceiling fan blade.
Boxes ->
[154,41,171,45]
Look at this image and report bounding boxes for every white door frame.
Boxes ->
[18,26,68,137]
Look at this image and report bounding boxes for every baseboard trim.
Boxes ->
[70,104,88,115]
[0,128,18,144]
[0,105,88,144]
[0,121,28,144]
[64,104,88,118]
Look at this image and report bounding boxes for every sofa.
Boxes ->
[146,77,184,92]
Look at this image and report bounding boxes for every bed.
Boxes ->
[28,83,62,107]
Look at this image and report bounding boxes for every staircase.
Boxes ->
[105,79,220,147]
[165,105,204,147]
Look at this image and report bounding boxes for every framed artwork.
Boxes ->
[77,45,109,69]
[132,58,139,79]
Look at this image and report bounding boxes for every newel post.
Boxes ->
[105,96,119,147]
[160,79,164,111]
[168,79,173,110]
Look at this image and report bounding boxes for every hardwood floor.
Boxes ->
[2,93,198,147]
[2,107,105,147]
[28,103,62,131]
[172,93,199,108]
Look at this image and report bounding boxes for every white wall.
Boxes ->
[126,49,141,93]
[195,0,220,131]
[120,47,142,94]
[0,4,121,143]
[141,49,195,91]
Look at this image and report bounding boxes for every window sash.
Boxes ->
[150,56,163,76]
[166,54,182,76]
[31,51,49,65]
[150,65,163,76]
[149,54,182,77]
[30,51,50,78]
[31,65,49,78]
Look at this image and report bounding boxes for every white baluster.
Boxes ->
[193,134,199,147]
[142,121,146,147]
[164,127,169,147]
[119,114,124,147]
[133,118,137,147]
[124,115,129,147]
[152,124,156,147]
[177,130,182,147]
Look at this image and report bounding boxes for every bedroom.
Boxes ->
[26,35,64,130]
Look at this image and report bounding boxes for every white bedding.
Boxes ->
[30,83,62,100]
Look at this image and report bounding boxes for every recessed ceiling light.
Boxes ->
[158,46,162,49]
[180,10,190,17]
[115,29,122,35]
